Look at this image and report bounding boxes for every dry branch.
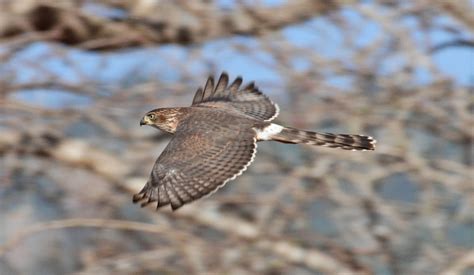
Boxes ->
[0,0,351,50]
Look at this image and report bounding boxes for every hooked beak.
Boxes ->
[140,116,148,126]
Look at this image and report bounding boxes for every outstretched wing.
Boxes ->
[191,72,279,122]
[133,115,257,210]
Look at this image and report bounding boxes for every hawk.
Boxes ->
[134,73,376,210]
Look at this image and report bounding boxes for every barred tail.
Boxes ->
[257,124,376,151]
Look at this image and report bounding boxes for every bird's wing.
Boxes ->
[191,72,279,122]
[133,117,257,210]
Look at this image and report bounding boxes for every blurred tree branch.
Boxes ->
[0,0,350,50]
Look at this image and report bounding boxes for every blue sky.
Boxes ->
[5,6,473,108]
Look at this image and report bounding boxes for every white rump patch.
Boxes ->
[256,123,284,140]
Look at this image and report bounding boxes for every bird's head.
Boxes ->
[140,108,182,133]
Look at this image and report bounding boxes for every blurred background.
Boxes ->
[0,0,473,274]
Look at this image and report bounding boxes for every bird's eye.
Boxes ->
[148,114,155,120]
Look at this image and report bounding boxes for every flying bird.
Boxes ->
[134,73,376,210]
